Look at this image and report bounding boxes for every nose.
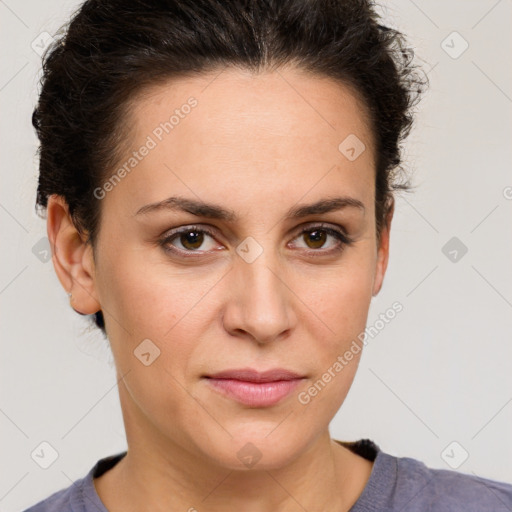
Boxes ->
[222,249,296,345]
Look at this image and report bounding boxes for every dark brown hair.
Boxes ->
[32,0,427,336]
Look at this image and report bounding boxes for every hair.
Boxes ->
[32,0,427,337]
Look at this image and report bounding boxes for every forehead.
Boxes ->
[108,66,376,216]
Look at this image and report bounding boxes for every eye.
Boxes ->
[159,225,222,256]
[290,223,354,255]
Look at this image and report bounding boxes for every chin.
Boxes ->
[196,426,312,471]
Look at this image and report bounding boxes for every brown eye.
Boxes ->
[303,229,327,249]
[290,224,353,255]
[179,230,204,250]
[159,225,221,256]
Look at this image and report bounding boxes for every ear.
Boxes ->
[372,197,394,296]
[46,194,101,315]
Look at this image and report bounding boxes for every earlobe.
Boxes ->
[372,197,394,297]
[46,194,101,315]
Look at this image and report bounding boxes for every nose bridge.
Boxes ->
[226,236,293,343]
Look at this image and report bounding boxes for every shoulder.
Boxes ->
[22,476,87,512]
[392,453,512,511]
[342,439,512,512]
[22,452,126,512]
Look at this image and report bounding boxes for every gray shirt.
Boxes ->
[23,439,512,511]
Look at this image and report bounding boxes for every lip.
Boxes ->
[203,368,305,407]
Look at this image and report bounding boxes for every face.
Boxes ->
[68,66,391,470]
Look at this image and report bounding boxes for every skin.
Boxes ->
[47,65,393,512]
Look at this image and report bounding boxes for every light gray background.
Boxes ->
[1,1,511,510]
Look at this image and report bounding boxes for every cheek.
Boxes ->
[295,268,372,418]
[99,255,208,436]
[98,248,225,374]
[297,253,375,340]
[117,358,206,456]
[97,245,188,337]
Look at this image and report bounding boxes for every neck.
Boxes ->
[94,386,373,512]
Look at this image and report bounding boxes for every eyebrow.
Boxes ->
[134,195,365,220]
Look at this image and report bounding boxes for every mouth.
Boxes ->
[202,368,306,408]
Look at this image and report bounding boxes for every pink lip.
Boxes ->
[204,368,305,407]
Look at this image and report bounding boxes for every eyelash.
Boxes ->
[158,223,354,259]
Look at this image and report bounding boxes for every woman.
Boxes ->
[26,0,512,510]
